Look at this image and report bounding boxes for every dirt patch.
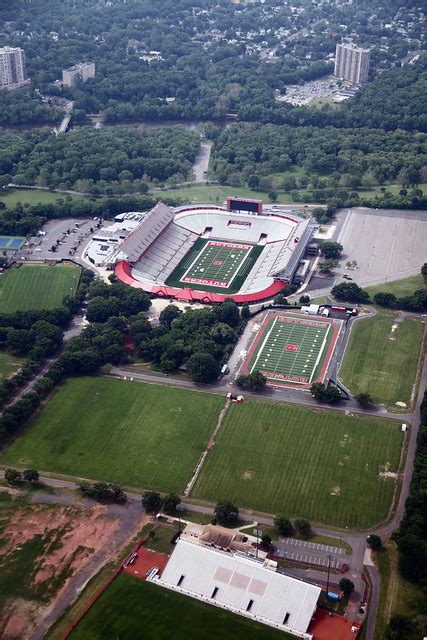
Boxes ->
[0,502,120,639]
[241,470,254,480]
[330,486,341,496]
[379,471,398,479]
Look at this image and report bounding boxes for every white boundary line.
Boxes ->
[250,315,278,373]
[181,240,254,289]
[309,323,331,383]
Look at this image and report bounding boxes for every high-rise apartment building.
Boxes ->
[334,43,370,85]
[62,62,96,87]
[0,46,28,88]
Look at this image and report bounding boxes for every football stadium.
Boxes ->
[242,312,340,387]
[114,198,316,303]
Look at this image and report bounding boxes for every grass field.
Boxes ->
[0,188,80,208]
[363,274,425,299]
[0,263,81,312]
[339,316,424,409]
[0,350,25,381]
[194,400,403,528]
[71,574,290,640]
[159,184,294,205]
[0,377,224,493]
[246,314,336,385]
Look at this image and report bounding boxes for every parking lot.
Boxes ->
[273,536,345,569]
[16,218,106,264]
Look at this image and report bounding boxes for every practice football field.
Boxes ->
[0,377,224,493]
[71,575,289,640]
[194,400,403,528]
[245,314,338,386]
[0,263,81,312]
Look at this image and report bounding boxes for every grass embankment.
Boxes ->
[0,377,224,493]
[0,188,80,208]
[70,574,291,640]
[373,542,427,640]
[363,274,425,299]
[0,263,81,312]
[339,316,424,410]
[194,400,403,528]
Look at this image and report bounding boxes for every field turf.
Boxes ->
[339,316,424,409]
[0,263,81,312]
[194,400,403,528]
[0,377,224,493]
[166,238,263,293]
[246,314,336,385]
[70,574,290,640]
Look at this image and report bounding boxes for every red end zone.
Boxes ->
[242,312,340,389]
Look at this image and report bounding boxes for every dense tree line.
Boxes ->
[6,126,199,192]
[211,123,427,192]
[0,88,63,125]
[332,280,427,311]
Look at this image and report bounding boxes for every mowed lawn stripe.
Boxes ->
[194,400,403,528]
[339,316,424,408]
[0,264,80,312]
[0,377,224,493]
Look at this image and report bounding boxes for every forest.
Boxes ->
[1,126,200,192]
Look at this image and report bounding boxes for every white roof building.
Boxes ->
[155,540,320,638]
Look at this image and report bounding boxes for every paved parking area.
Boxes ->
[281,537,345,555]
[273,537,345,569]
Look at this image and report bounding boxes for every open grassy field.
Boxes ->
[158,184,293,205]
[364,274,425,299]
[0,377,224,493]
[194,400,403,528]
[339,316,424,409]
[0,350,25,381]
[0,263,81,312]
[0,188,80,208]
[71,574,290,640]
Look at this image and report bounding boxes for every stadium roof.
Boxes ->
[157,540,320,637]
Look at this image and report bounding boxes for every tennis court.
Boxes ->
[245,313,339,386]
[0,236,25,250]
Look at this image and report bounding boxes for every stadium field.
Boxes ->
[166,237,264,293]
[244,313,339,386]
[0,377,224,493]
[0,263,81,312]
[71,574,289,640]
[339,315,424,410]
[194,400,403,528]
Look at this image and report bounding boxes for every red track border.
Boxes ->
[242,311,340,389]
[115,260,285,304]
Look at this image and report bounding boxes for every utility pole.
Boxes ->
[326,554,332,594]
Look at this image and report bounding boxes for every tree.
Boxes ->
[240,303,250,321]
[385,615,416,640]
[214,500,239,525]
[299,295,310,304]
[320,242,343,259]
[294,518,312,537]
[247,175,260,190]
[5,468,21,484]
[421,263,427,277]
[339,578,355,598]
[367,534,382,550]
[318,259,338,274]
[268,190,278,202]
[274,515,293,536]
[331,282,369,304]
[310,382,341,404]
[141,491,163,514]
[373,292,397,307]
[187,352,219,383]
[261,533,272,548]
[163,493,181,515]
[23,468,39,483]
[236,370,267,390]
[159,304,182,327]
[355,392,375,408]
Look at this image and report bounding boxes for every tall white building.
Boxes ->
[62,62,95,87]
[0,46,28,88]
[334,43,370,85]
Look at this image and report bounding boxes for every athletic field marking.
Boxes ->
[181,240,254,288]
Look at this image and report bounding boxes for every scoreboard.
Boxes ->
[226,197,263,215]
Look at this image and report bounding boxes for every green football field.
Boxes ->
[0,377,224,493]
[339,316,424,410]
[246,314,337,385]
[166,238,264,293]
[194,400,403,528]
[0,263,81,312]
[70,574,290,640]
